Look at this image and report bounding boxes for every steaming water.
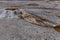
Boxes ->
[0,9,19,19]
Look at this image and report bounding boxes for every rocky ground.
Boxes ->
[0,1,60,40]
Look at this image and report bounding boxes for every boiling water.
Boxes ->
[0,9,19,19]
